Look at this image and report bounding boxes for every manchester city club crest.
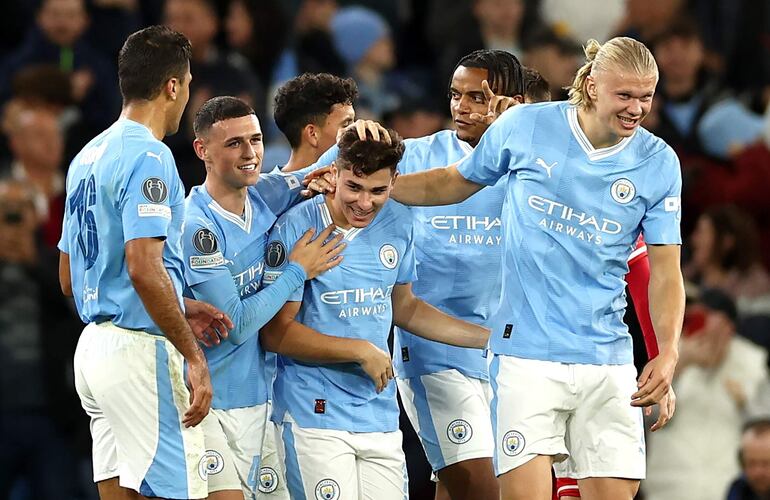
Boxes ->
[610,178,636,204]
[197,450,225,480]
[502,430,525,456]
[447,419,473,444]
[379,244,398,269]
[193,228,219,255]
[258,466,279,493]
[315,479,340,500]
[141,177,168,203]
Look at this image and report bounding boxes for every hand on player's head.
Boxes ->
[302,165,337,197]
[350,119,391,144]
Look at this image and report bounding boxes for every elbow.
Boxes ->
[260,322,282,353]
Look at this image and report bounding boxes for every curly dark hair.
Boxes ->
[273,73,358,148]
[336,127,404,178]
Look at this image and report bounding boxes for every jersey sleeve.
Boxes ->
[181,215,228,287]
[396,214,418,284]
[119,150,178,242]
[625,239,659,359]
[315,144,339,168]
[641,148,682,245]
[263,214,306,303]
[397,139,427,175]
[255,169,305,217]
[456,106,519,186]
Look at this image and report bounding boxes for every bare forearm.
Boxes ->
[648,272,685,357]
[262,318,365,364]
[132,266,205,364]
[391,164,482,206]
[394,298,488,348]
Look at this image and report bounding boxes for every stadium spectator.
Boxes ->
[0,0,121,132]
[686,206,770,316]
[0,178,84,499]
[330,6,398,119]
[163,0,264,189]
[523,30,580,100]
[614,0,687,45]
[644,289,769,500]
[538,0,625,46]
[1,104,66,249]
[727,419,770,500]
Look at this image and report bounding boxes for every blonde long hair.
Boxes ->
[567,37,658,109]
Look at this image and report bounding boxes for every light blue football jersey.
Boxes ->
[182,168,312,409]
[457,102,682,365]
[315,134,504,381]
[59,119,185,335]
[264,195,416,433]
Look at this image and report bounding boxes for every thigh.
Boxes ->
[557,364,645,481]
[498,454,554,500]
[490,355,571,477]
[256,414,289,500]
[578,477,639,500]
[397,370,494,472]
[280,421,357,500]
[200,412,242,495]
[81,324,207,499]
[215,405,269,498]
[357,430,408,500]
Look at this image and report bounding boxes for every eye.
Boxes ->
[618,93,630,100]
[472,95,485,104]
[227,140,240,148]
[250,137,262,145]
[450,91,461,100]
[640,96,652,102]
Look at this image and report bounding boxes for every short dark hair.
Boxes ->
[652,16,702,48]
[336,127,404,178]
[523,67,551,103]
[273,73,358,148]
[450,49,524,98]
[118,25,192,103]
[193,96,255,137]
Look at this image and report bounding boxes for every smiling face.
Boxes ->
[586,68,657,140]
[331,164,396,228]
[195,114,264,190]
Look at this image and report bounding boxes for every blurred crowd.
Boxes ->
[1,0,770,499]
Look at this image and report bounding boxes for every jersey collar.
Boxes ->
[567,106,634,161]
[453,132,475,155]
[318,198,364,241]
[206,189,253,233]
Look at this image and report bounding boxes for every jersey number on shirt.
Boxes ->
[69,174,99,269]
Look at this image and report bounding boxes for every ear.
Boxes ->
[166,77,179,100]
[330,161,338,178]
[512,94,524,104]
[193,137,208,162]
[304,123,319,148]
[390,169,399,186]
[586,75,598,100]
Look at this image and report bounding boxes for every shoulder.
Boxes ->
[376,200,414,233]
[273,195,321,231]
[634,127,679,166]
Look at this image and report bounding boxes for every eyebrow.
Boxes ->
[225,132,263,143]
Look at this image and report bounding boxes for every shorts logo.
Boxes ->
[502,430,525,456]
[447,419,473,444]
[266,241,287,268]
[258,466,279,493]
[198,450,225,480]
[610,178,636,204]
[193,228,219,255]
[379,244,398,269]
[315,479,340,500]
[141,177,168,203]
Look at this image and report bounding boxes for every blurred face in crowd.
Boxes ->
[473,0,524,36]
[165,0,218,52]
[0,181,39,264]
[450,66,495,146]
[331,164,396,228]
[690,214,717,270]
[654,35,704,88]
[37,0,88,47]
[586,67,657,141]
[742,429,770,496]
[195,114,264,191]
[361,36,396,71]
[524,45,579,94]
[225,0,252,48]
[8,108,63,173]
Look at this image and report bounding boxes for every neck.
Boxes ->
[18,162,58,196]
[121,102,169,140]
[354,64,382,85]
[576,107,622,149]
[323,192,352,230]
[283,145,321,173]
[204,178,248,216]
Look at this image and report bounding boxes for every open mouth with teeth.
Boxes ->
[618,115,639,129]
[238,163,257,171]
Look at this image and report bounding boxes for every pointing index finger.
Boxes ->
[482,79,495,101]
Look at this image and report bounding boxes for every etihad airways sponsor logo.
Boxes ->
[320,285,394,305]
[528,194,622,245]
[430,215,501,231]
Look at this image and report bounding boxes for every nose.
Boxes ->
[241,142,255,159]
[453,94,471,114]
[627,99,643,116]
[357,191,373,210]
